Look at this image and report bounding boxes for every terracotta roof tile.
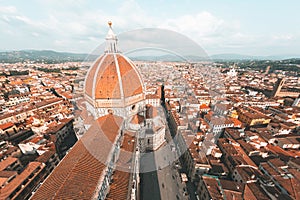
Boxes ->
[0,122,15,130]
[130,114,144,124]
[85,55,103,97]
[31,114,123,200]
[95,54,121,99]
[0,162,44,200]
[0,157,18,171]
[107,133,136,200]
[85,53,143,100]
[117,55,143,97]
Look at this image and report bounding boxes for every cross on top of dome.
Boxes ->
[105,21,119,53]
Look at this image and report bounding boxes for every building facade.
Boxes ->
[32,22,165,200]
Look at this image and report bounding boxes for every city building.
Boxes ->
[237,107,271,126]
[0,16,299,200]
[197,175,243,200]
[31,22,165,200]
[84,21,145,121]
[272,78,285,97]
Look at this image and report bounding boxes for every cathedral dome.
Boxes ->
[85,53,144,101]
[84,22,145,116]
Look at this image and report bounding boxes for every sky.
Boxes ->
[0,0,300,56]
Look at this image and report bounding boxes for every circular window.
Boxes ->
[132,105,136,111]
[108,109,114,114]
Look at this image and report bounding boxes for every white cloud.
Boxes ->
[0,6,17,14]
[161,12,224,36]
[2,2,235,53]
[1,1,299,55]
[272,34,293,40]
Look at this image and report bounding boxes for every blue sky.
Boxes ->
[0,0,299,56]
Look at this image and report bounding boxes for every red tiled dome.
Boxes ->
[85,53,143,100]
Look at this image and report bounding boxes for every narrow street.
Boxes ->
[140,152,161,200]
[140,105,191,200]
[140,146,187,200]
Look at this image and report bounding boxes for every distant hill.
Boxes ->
[0,50,209,63]
[0,50,91,63]
[127,54,210,62]
[0,50,300,63]
[210,53,300,61]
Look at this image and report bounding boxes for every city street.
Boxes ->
[140,152,161,200]
[155,147,187,200]
[140,146,187,200]
[140,105,190,200]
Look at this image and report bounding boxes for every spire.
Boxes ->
[105,21,118,53]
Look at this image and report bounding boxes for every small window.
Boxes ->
[132,105,136,110]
